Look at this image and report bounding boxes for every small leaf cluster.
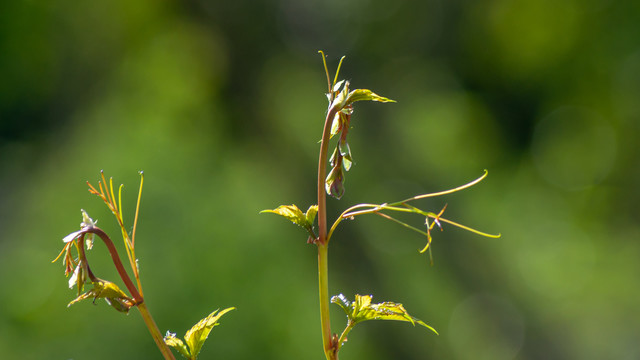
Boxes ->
[53,209,136,313]
[331,293,437,333]
[323,62,395,199]
[53,172,144,314]
[164,308,235,360]
[261,204,318,242]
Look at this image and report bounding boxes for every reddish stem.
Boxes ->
[81,227,143,304]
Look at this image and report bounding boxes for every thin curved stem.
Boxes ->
[83,227,142,303]
[327,203,408,241]
[335,320,355,354]
[328,171,494,242]
[394,170,488,204]
[434,217,501,238]
[79,227,175,360]
[131,171,145,295]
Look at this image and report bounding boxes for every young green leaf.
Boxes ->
[183,307,235,359]
[305,205,318,227]
[261,204,317,236]
[164,332,191,359]
[261,204,306,225]
[330,112,342,138]
[345,89,395,106]
[333,79,346,93]
[331,293,351,314]
[331,294,438,334]
[330,81,351,110]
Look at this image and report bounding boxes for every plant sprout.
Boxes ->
[263,52,500,360]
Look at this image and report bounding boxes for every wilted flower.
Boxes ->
[53,210,98,293]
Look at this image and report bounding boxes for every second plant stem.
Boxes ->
[317,105,339,360]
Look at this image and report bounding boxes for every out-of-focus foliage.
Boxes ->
[1,0,639,359]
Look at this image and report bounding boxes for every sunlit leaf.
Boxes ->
[330,81,350,110]
[261,204,316,234]
[67,279,135,314]
[331,294,438,334]
[261,204,305,224]
[331,293,351,313]
[164,332,191,359]
[330,112,342,138]
[345,89,395,105]
[184,307,235,359]
[305,205,318,227]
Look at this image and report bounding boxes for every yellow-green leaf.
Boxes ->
[330,80,350,110]
[184,307,235,359]
[261,204,317,235]
[330,112,342,138]
[305,205,318,227]
[67,279,135,313]
[345,89,395,105]
[331,294,438,334]
[164,332,191,359]
[261,204,305,224]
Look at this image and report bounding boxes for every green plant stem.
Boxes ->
[137,301,176,360]
[318,243,334,360]
[335,320,355,354]
[318,106,339,246]
[317,105,339,359]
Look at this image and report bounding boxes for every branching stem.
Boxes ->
[327,171,499,243]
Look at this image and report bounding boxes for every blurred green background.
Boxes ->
[1,0,639,359]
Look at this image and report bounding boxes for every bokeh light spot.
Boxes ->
[531,106,616,190]
[515,220,596,300]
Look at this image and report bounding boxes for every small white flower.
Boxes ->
[80,209,96,249]
[62,210,97,249]
[62,230,82,243]
[81,209,96,228]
